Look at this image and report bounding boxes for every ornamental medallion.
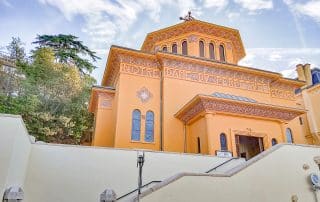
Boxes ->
[137,87,153,103]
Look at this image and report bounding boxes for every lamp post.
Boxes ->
[137,151,145,201]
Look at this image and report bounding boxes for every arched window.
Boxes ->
[271,138,277,146]
[182,40,188,55]
[145,111,154,142]
[286,128,293,143]
[199,41,205,57]
[220,133,227,151]
[162,46,167,52]
[209,43,215,60]
[219,44,226,62]
[172,43,177,54]
[131,109,141,141]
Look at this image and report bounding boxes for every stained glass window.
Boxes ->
[131,109,141,141]
[220,133,227,151]
[145,111,154,142]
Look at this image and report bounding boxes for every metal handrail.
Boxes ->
[117,158,239,200]
[116,180,161,200]
[205,157,238,173]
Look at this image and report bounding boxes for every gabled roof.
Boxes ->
[141,20,246,62]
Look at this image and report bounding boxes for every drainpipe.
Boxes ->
[159,69,164,151]
[183,122,187,153]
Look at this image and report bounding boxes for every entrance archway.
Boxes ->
[235,135,264,160]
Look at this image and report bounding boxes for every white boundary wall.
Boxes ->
[0,114,228,202]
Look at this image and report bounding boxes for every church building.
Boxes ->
[88,15,316,160]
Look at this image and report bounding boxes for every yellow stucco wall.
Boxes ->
[113,72,160,150]
[187,113,308,156]
[89,20,316,155]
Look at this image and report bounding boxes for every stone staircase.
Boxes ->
[117,157,246,201]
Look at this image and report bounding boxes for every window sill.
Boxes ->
[130,140,156,145]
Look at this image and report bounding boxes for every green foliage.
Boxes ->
[6,37,26,62]
[0,36,97,144]
[33,34,100,74]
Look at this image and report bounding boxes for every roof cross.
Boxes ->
[179,11,195,21]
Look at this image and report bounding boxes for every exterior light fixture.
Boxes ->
[2,186,24,202]
[100,189,117,202]
[137,151,145,201]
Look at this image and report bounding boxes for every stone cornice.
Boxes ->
[175,94,306,123]
[141,20,246,62]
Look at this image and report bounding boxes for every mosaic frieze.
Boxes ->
[178,97,302,123]
[118,54,159,68]
[121,63,160,79]
[270,82,296,100]
[163,59,271,93]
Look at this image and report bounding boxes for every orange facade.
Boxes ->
[88,19,315,158]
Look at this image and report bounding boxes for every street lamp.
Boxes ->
[137,151,145,200]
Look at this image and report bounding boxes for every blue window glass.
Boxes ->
[312,72,320,85]
[220,133,227,151]
[271,138,277,146]
[131,109,141,141]
[145,111,154,142]
[286,128,293,143]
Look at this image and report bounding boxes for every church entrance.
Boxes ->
[235,135,264,160]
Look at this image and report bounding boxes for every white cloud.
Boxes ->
[227,12,240,20]
[269,52,282,61]
[239,51,256,66]
[203,0,229,9]
[291,0,320,23]
[38,0,206,51]
[239,48,320,78]
[281,68,297,78]
[234,0,273,13]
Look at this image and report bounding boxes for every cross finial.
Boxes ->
[179,11,195,21]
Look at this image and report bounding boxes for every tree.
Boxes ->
[32,34,100,74]
[1,36,97,144]
[6,37,26,62]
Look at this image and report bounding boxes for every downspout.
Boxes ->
[183,122,187,153]
[160,68,164,151]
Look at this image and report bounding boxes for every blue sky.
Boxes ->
[1,0,320,83]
